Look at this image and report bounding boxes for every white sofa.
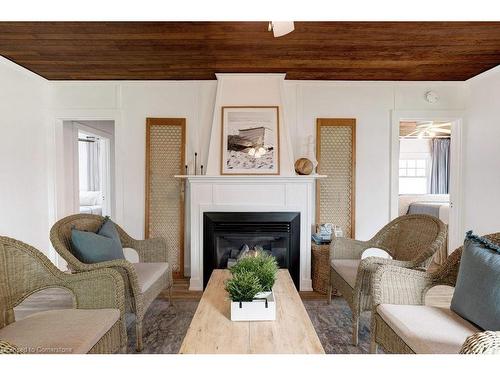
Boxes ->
[79,191,102,215]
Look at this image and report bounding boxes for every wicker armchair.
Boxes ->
[327,214,447,345]
[0,236,126,354]
[49,214,173,352]
[0,340,20,354]
[371,233,500,354]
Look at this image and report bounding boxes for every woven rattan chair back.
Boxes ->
[0,236,75,328]
[433,232,500,286]
[50,214,104,270]
[371,214,446,264]
[49,214,148,271]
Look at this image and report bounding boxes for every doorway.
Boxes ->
[61,120,115,217]
[77,127,113,216]
[390,111,463,254]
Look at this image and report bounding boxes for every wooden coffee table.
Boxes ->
[179,269,325,354]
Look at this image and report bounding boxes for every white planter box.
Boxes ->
[230,290,276,321]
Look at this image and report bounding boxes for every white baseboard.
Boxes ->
[300,278,313,292]
[189,277,203,291]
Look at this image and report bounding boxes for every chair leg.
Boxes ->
[352,314,359,346]
[370,311,377,353]
[135,320,143,352]
[169,285,174,306]
[370,340,378,354]
[327,284,332,305]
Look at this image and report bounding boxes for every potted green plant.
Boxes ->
[225,251,278,321]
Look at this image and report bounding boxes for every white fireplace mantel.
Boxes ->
[175,175,326,183]
[179,174,325,291]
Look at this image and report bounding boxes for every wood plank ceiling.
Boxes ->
[1,22,500,81]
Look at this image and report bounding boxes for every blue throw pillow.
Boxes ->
[450,231,500,331]
[97,216,122,244]
[70,217,125,264]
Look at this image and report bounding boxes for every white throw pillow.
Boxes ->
[123,248,139,263]
[361,247,393,260]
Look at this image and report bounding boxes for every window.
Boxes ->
[399,159,428,194]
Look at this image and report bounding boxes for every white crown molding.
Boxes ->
[284,79,467,87]
[49,80,217,87]
[215,73,287,80]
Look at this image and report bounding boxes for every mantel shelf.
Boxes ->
[175,174,327,180]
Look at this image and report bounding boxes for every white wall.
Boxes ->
[49,79,466,245]
[3,53,498,272]
[464,66,500,235]
[399,138,431,156]
[0,58,51,256]
[205,74,294,176]
[0,58,471,270]
[50,81,217,242]
[59,121,79,217]
[288,81,465,240]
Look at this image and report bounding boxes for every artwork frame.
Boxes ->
[221,106,280,175]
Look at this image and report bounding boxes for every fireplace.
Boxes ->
[203,212,300,289]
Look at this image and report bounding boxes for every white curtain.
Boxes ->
[79,139,100,191]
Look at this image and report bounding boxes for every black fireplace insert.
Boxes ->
[203,212,300,289]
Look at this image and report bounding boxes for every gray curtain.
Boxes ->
[430,138,450,194]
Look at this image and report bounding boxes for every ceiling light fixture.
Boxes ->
[268,22,295,37]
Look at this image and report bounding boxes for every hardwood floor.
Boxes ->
[161,278,202,301]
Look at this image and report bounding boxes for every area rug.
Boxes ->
[126,296,371,354]
[126,300,197,354]
[303,298,371,354]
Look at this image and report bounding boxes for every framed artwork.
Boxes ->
[221,106,280,175]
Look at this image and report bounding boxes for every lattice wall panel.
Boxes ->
[316,119,356,238]
[146,119,185,277]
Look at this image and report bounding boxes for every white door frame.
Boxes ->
[47,110,122,268]
[390,110,464,252]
